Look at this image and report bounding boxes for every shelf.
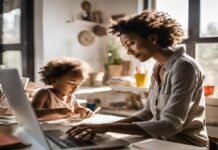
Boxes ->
[206,96,218,106]
[75,86,149,95]
[69,20,106,26]
[73,20,98,26]
[110,86,149,94]
[75,86,112,94]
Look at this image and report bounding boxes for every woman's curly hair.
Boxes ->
[39,57,88,85]
[109,10,184,48]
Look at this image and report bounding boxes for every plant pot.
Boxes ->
[108,64,123,77]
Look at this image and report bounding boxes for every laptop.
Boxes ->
[0,69,129,150]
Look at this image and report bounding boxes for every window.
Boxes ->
[3,50,22,75]
[0,0,34,80]
[154,0,218,94]
[200,0,218,37]
[156,0,189,38]
[3,1,21,44]
[196,44,218,87]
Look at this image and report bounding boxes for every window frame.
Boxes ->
[0,0,34,81]
[147,0,218,57]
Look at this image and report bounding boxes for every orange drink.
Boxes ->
[135,73,146,87]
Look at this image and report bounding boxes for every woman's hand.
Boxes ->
[66,123,107,139]
[75,107,93,118]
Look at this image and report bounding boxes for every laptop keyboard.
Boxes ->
[44,129,96,148]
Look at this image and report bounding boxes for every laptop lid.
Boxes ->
[0,69,51,150]
[0,69,129,150]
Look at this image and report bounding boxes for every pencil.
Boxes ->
[93,106,101,115]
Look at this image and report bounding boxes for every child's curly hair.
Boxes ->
[109,10,184,48]
[39,57,88,85]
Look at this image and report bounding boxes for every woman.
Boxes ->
[66,10,209,148]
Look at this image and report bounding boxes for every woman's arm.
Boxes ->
[100,123,151,136]
[112,116,142,123]
[113,101,153,123]
[66,122,151,138]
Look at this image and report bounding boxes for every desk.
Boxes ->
[41,114,146,146]
[0,114,210,150]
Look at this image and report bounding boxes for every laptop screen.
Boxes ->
[0,69,51,150]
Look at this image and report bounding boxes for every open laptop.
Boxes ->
[0,69,129,150]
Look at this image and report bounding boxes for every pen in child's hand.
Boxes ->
[92,106,101,116]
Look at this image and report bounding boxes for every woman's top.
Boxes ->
[43,88,77,112]
[133,47,209,147]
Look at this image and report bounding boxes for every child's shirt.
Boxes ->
[46,89,77,112]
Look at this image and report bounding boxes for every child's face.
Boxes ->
[52,72,84,96]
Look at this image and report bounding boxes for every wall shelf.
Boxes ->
[75,86,149,95]
[205,96,218,106]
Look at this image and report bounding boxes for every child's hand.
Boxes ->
[57,108,78,118]
[0,106,8,115]
[75,107,93,118]
[65,112,79,119]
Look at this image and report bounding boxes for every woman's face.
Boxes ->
[52,72,84,96]
[120,33,156,62]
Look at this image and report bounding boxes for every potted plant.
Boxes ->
[105,41,123,77]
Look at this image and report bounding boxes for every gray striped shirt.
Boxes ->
[134,47,209,148]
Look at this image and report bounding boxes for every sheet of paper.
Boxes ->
[0,115,17,125]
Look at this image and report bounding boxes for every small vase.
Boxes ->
[108,64,123,77]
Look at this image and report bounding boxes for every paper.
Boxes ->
[0,133,31,149]
[0,115,17,125]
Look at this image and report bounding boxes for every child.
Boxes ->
[32,57,93,120]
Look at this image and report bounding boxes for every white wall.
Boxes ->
[42,0,138,74]
[92,0,137,16]
[34,0,44,82]
[35,0,154,83]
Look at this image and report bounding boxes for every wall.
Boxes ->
[41,0,138,77]
[35,0,154,83]
[34,0,44,82]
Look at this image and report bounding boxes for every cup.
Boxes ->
[86,102,96,111]
[135,73,146,87]
[204,85,215,96]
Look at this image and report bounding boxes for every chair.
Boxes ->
[209,136,218,150]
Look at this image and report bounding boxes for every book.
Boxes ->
[0,133,31,149]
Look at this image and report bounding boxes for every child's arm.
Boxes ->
[32,88,49,109]
[34,108,75,119]
[0,106,8,115]
[32,89,77,119]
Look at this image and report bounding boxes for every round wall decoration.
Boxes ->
[78,30,95,46]
[92,25,107,37]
